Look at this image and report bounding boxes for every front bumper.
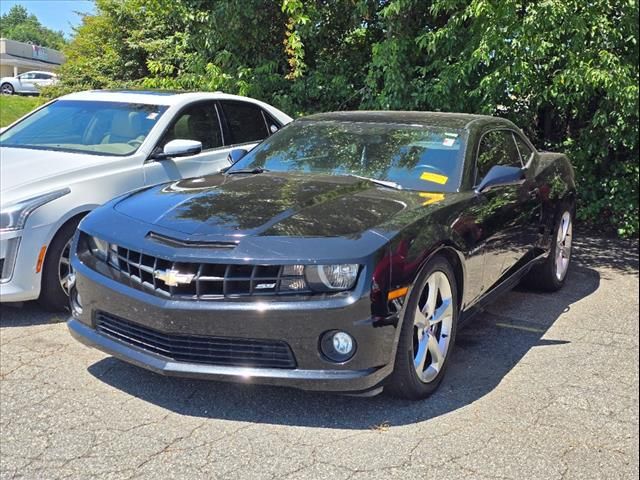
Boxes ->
[68,318,392,393]
[0,224,51,302]
[69,256,399,394]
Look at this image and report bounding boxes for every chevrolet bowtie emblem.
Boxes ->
[153,269,195,287]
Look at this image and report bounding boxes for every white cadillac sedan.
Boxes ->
[0,90,292,310]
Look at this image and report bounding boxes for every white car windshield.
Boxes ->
[0,100,168,156]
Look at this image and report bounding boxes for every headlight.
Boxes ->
[87,236,109,262]
[278,263,360,293]
[305,264,359,291]
[85,235,118,266]
[0,188,71,231]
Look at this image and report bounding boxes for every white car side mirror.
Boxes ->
[162,139,202,158]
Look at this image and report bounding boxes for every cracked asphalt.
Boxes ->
[1,234,638,479]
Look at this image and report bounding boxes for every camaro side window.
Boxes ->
[161,102,223,151]
[220,101,269,145]
[513,133,533,165]
[476,130,522,184]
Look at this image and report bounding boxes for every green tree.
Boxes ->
[366,0,639,236]
[0,4,67,50]
[52,0,148,91]
[49,0,639,236]
[411,0,639,237]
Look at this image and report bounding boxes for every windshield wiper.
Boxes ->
[345,174,403,190]
[226,167,269,175]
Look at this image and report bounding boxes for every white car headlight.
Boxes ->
[305,264,360,291]
[0,188,70,232]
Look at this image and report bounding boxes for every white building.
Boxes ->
[0,38,64,77]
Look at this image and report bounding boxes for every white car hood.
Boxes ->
[0,147,111,203]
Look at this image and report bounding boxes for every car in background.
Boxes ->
[0,71,58,95]
[67,111,576,400]
[0,89,292,310]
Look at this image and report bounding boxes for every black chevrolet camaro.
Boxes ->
[68,111,576,400]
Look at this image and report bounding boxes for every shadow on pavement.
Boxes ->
[86,261,601,429]
[572,230,638,277]
[0,301,66,327]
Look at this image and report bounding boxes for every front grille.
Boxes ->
[95,311,297,369]
[112,245,311,299]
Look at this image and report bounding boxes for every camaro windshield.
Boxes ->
[0,100,168,156]
[228,120,466,191]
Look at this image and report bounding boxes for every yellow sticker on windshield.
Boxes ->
[420,172,449,185]
[419,193,445,205]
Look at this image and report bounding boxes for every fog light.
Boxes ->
[320,330,356,363]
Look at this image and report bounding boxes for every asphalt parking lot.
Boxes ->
[1,234,638,480]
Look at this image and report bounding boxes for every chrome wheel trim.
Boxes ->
[1,84,13,95]
[413,271,454,383]
[59,239,73,296]
[555,211,572,281]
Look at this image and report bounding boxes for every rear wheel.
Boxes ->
[38,219,81,312]
[1,83,14,95]
[524,206,573,292]
[386,256,458,400]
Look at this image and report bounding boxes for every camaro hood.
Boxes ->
[0,147,111,201]
[114,172,439,240]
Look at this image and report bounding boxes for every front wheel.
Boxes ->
[386,256,459,400]
[38,219,81,312]
[1,83,15,95]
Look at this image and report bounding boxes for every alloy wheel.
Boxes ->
[58,238,73,295]
[555,211,572,281]
[412,271,454,383]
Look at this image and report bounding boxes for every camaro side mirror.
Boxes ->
[476,165,526,194]
[227,148,248,164]
[162,139,202,158]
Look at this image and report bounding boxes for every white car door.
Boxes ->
[217,99,278,164]
[143,99,279,185]
[143,100,231,185]
[16,73,37,93]
[32,73,55,91]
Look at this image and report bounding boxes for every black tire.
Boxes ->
[386,256,459,400]
[1,83,14,95]
[524,205,574,292]
[38,218,81,312]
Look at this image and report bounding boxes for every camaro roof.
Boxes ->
[301,111,506,129]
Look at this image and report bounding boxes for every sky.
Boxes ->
[0,0,95,38]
